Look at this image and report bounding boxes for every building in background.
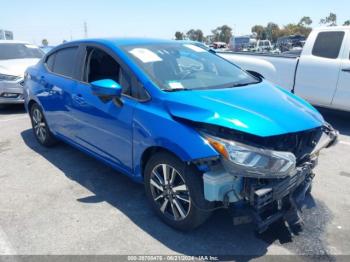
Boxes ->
[228,35,257,52]
[0,30,14,40]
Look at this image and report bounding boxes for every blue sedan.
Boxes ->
[23,38,337,232]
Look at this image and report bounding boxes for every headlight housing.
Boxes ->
[0,73,21,82]
[203,133,296,178]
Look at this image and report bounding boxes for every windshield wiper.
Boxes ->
[162,88,191,92]
[231,83,251,87]
[231,81,260,88]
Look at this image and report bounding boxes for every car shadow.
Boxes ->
[317,107,350,136]
[20,129,332,259]
[0,104,26,115]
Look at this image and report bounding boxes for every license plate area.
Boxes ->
[251,162,312,211]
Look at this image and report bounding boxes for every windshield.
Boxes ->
[0,44,43,60]
[121,43,260,91]
[259,41,268,47]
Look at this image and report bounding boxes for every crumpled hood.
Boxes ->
[165,81,325,137]
[0,58,40,77]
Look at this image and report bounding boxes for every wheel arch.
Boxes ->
[27,99,37,114]
[140,146,184,179]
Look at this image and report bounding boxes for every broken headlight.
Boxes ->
[203,133,296,178]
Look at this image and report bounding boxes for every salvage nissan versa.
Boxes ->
[23,38,338,232]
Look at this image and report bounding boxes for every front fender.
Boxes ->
[132,103,218,181]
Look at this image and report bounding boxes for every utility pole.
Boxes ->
[84,21,88,38]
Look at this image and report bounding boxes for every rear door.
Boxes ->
[294,30,346,107]
[39,46,79,137]
[332,30,350,111]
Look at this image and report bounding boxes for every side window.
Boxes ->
[84,47,131,96]
[45,53,55,71]
[312,31,345,59]
[53,47,78,78]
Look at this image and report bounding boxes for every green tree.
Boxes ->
[280,23,312,37]
[344,20,350,26]
[211,25,232,43]
[251,25,266,40]
[251,17,313,44]
[266,22,280,42]
[186,29,204,42]
[320,12,337,26]
[298,16,313,26]
[41,39,49,47]
[175,31,184,40]
[196,30,204,42]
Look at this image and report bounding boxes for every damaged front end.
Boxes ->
[196,123,338,233]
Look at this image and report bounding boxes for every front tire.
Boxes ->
[30,103,57,147]
[144,152,213,231]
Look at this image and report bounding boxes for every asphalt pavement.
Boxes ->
[0,105,349,259]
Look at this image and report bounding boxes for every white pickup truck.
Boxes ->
[219,27,350,112]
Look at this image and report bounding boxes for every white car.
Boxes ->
[255,40,273,52]
[219,26,350,112]
[0,41,43,104]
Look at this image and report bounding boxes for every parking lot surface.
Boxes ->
[0,105,349,259]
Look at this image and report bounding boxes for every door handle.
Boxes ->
[39,76,47,86]
[72,94,86,105]
[39,76,54,91]
[342,68,350,72]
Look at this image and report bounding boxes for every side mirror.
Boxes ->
[246,70,264,80]
[90,79,122,98]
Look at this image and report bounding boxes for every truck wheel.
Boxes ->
[30,103,57,147]
[144,152,213,231]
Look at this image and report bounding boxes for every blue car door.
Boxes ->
[70,45,137,175]
[37,46,79,138]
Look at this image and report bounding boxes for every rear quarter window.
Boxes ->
[312,31,345,59]
[51,47,78,78]
[45,53,55,71]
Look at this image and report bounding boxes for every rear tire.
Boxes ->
[144,152,213,231]
[30,103,57,147]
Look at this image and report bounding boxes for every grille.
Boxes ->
[259,127,323,163]
[246,161,315,211]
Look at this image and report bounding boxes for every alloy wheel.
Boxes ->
[150,164,191,221]
[32,108,47,143]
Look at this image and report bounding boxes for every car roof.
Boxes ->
[66,37,177,47]
[314,26,350,32]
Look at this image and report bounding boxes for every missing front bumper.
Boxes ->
[247,161,315,210]
[231,162,315,233]
[200,124,338,232]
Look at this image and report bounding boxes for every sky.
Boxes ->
[1,0,349,45]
